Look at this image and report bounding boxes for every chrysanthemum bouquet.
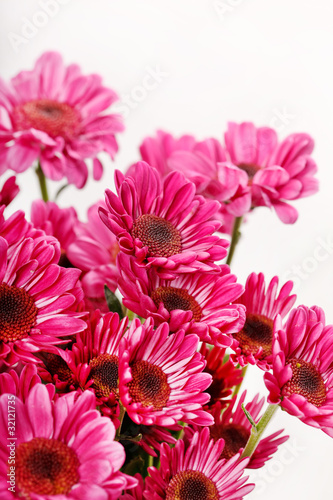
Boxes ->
[0,52,330,500]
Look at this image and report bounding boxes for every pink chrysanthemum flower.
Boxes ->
[264,305,333,437]
[100,162,228,279]
[67,200,119,311]
[0,51,124,188]
[0,176,19,207]
[223,122,318,223]
[231,273,296,370]
[0,234,85,365]
[118,318,213,427]
[0,384,137,499]
[186,391,288,469]
[118,254,245,347]
[31,200,78,267]
[145,427,254,500]
[200,344,243,408]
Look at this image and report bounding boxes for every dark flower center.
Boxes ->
[233,313,273,358]
[13,99,81,140]
[210,423,250,460]
[282,358,326,407]
[0,283,38,343]
[41,353,73,384]
[89,353,119,398]
[237,163,261,184]
[16,437,80,497]
[128,360,170,410]
[166,470,219,500]
[151,286,202,322]
[132,214,182,258]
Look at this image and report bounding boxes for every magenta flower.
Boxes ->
[118,318,213,427]
[0,384,137,499]
[264,306,333,437]
[67,200,119,312]
[231,272,296,370]
[123,473,145,500]
[100,162,228,279]
[0,234,85,365]
[186,391,288,469]
[31,200,78,267]
[0,51,124,188]
[223,122,318,223]
[145,427,254,500]
[118,254,245,346]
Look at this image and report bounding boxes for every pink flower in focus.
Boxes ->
[231,272,296,370]
[264,306,333,438]
[31,199,78,266]
[118,254,245,347]
[0,176,19,207]
[0,52,124,188]
[0,235,85,365]
[100,162,228,279]
[145,427,254,500]
[186,392,288,469]
[0,385,137,499]
[118,318,213,427]
[223,122,318,223]
[67,200,119,312]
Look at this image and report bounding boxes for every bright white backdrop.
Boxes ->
[1,1,332,498]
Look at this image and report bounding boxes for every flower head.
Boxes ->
[231,273,296,370]
[145,427,254,499]
[118,254,245,346]
[100,162,228,279]
[0,51,124,187]
[264,306,333,437]
[0,384,137,499]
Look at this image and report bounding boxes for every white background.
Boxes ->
[1,1,332,498]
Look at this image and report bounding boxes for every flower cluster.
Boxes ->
[0,52,331,500]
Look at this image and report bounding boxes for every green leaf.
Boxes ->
[104,286,124,318]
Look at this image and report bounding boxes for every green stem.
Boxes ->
[35,163,49,202]
[232,365,248,398]
[116,404,126,440]
[226,216,243,266]
[241,403,279,458]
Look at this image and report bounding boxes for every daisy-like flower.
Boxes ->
[0,384,137,499]
[118,318,213,427]
[67,200,119,312]
[0,234,85,365]
[100,162,228,279]
[186,391,288,469]
[200,343,243,408]
[264,305,333,438]
[0,176,19,207]
[223,122,318,223]
[118,254,245,347]
[145,427,254,500]
[0,51,124,188]
[231,273,296,370]
[31,200,78,267]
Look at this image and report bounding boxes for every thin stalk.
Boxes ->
[226,216,243,266]
[241,403,279,458]
[232,365,248,398]
[35,163,49,202]
[116,403,126,440]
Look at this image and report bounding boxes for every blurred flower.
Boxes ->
[0,51,124,188]
[0,176,19,207]
[264,306,333,438]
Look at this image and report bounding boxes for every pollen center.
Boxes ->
[151,286,202,321]
[210,424,250,460]
[128,360,171,410]
[132,214,182,258]
[237,163,261,184]
[233,313,273,358]
[166,470,219,500]
[89,353,119,399]
[16,437,80,497]
[13,99,81,140]
[0,283,38,343]
[282,358,326,407]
